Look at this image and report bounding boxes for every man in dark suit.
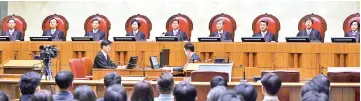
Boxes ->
[85,19,106,41]
[252,20,278,42]
[345,20,360,42]
[42,18,65,41]
[93,40,120,68]
[209,19,232,41]
[165,19,188,41]
[126,19,146,41]
[1,18,24,41]
[184,42,201,62]
[296,18,323,42]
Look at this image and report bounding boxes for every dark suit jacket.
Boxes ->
[189,53,201,62]
[20,94,32,101]
[126,31,146,41]
[209,31,232,41]
[252,32,278,42]
[345,31,360,42]
[42,29,65,41]
[85,30,106,41]
[296,29,323,42]
[165,29,188,41]
[2,29,24,41]
[53,91,73,101]
[93,52,117,69]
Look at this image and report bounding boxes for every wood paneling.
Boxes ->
[0,42,358,81]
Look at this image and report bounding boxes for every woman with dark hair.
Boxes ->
[73,85,96,101]
[345,20,360,42]
[31,90,53,101]
[104,84,127,101]
[131,80,154,101]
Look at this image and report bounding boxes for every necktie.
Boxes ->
[307,30,311,35]
[10,31,13,36]
[51,30,55,35]
[174,31,177,36]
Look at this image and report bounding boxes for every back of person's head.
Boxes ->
[131,80,154,101]
[261,73,282,96]
[301,74,330,96]
[218,90,244,101]
[234,83,257,101]
[210,76,227,88]
[104,72,122,88]
[173,81,197,101]
[157,72,174,94]
[73,85,96,101]
[31,90,53,101]
[100,40,112,49]
[104,84,127,101]
[301,91,329,101]
[19,71,41,95]
[55,70,74,90]
[206,86,227,101]
[0,91,9,101]
[184,42,195,52]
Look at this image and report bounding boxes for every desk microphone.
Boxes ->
[160,32,166,36]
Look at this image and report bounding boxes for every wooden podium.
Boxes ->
[184,62,234,81]
[1,60,42,74]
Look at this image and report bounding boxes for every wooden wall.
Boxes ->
[0,42,359,80]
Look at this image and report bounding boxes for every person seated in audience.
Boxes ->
[126,19,146,41]
[296,17,323,42]
[252,20,277,42]
[93,40,120,68]
[261,73,282,101]
[173,81,197,101]
[85,19,106,41]
[218,90,244,101]
[73,85,96,101]
[345,20,360,42]
[154,72,174,101]
[42,18,65,41]
[184,42,201,62]
[234,83,257,101]
[1,18,24,41]
[165,19,188,41]
[19,71,41,101]
[104,84,127,101]
[209,19,232,41]
[32,90,53,101]
[0,91,9,101]
[210,76,227,88]
[301,91,328,101]
[53,70,74,101]
[206,86,227,101]
[97,72,122,101]
[301,74,330,96]
[131,80,154,101]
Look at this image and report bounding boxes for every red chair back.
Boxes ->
[125,14,152,39]
[42,14,69,41]
[69,59,87,78]
[343,13,360,33]
[81,57,93,76]
[84,14,111,40]
[209,13,237,41]
[298,13,327,40]
[252,13,280,36]
[0,14,27,37]
[166,13,193,41]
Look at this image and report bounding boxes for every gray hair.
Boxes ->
[207,86,227,101]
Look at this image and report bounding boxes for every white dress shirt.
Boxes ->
[173,29,179,36]
[9,29,14,36]
[261,31,268,37]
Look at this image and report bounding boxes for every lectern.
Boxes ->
[1,60,42,74]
